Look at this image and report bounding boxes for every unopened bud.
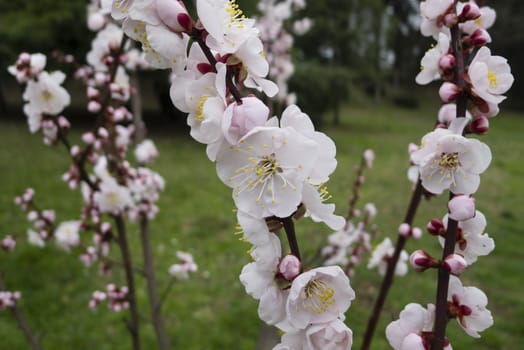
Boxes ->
[363,149,375,168]
[459,2,481,21]
[156,0,193,33]
[278,254,301,280]
[470,115,489,134]
[398,223,411,237]
[411,227,423,240]
[470,28,491,46]
[439,82,461,103]
[87,86,100,99]
[88,100,101,113]
[410,250,439,272]
[70,145,81,157]
[443,13,458,27]
[98,127,109,139]
[58,116,70,129]
[82,132,95,144]
[443,254,468,275]
[439,54,455,71]
[448,195,476,221]
[427,218,445,235]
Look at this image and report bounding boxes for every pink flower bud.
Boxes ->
[408,143,419,154]
[98,127,109,139]
[222,97,269,144]
[459,2,481,21]
[70,145,81,157]
[398,223,411,237]
[443,254,468,275]
[94,72,108,85]
[19,52,31,64]
[470,115,489,134]
[58,116,70,129]
[443,13,458,27]
[278,254,301,280]
[82,132,95,144]
[87,86,100,99]
[439,82,461,103]
[196,63,214,75]
[410,249,439,272]
[155,0,192,33]
[470,28,491,46]
[448,195,476,221]
[27,211,38,221]
[411,227,423,240]
[439,54,455,71]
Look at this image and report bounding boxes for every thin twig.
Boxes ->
[281,216,301,261]
[113,215,141,350]
[139,215,170,349]
[360,179,424,350]
[0,273,43,350]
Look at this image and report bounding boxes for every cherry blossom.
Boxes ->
[416,32,451,85]
[286,266,354,329]
[23,71,70,116]
[368,238,408,276]
[54,221,82,251]
[468,46,514,105]
[447,276,493,338]
[439,211,494,265]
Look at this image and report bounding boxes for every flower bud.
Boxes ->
[278,254,301,280]
[470,28,492,46]
[470,115,489,135]
[443,13,458,27]
[87,86,100,99]
[88,12,106,31]
[364,203,377,218]
[155,0,192,33]
[443,254,468,275]
[408,143,418,154]
[398,223,411,237]
[448,195,476,221]
[459,2,481,21]
[82,132,95,144]
[439,54,455,71]
[88,100,101,113]
[410,250,439,272]
[222,97,269,144]
[70,145,81,157]
[58,116,70,129]
[439,82,461,103]
[411,227,423,240]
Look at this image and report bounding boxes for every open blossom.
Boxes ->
[197,0,257,54]
[368,238,408,276]
[448,276,493,338]
[134,139,159,164]
[416,32,450,85]
[273,319,353,350]
[7,52,47,83]
[93,179,134,214]
[55,220,81,251]
[286,266,355,330]
[419,0,454,38]
[86,23,124,72]
[440,211,494,264]
[468,47,513,105]
[411,127,492,195]
[23,71,71,116]
[216,125,317,218]
[461,4,496,35]
[168,251,198,279]
[386,303,452,350]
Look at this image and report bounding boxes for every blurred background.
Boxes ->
[0,1,523,349]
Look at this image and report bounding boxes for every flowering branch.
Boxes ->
[431,19,468,350]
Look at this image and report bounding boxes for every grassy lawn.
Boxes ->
[0,100,523,349]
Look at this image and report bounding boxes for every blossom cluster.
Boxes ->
[109,0,355,348]
[386,1,512,348]
[0,291,21,311]
[89,283,130,312]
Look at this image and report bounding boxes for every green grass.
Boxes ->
[0,101,523,349]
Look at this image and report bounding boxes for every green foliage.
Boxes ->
[0,0,89,69]
[289,61,352,127]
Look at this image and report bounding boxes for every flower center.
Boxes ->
[226,0,246,27]
[42,89,53,102]
[301,278,336,314]
[439,153,459,169]
[487,68,498,89]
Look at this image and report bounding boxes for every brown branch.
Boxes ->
[113,215,141,350]
[431,16,468,349]
[281,216,301,262]
[360,179,424,350]
[139,215,170,350]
